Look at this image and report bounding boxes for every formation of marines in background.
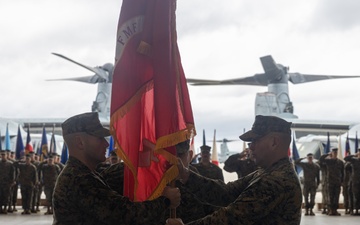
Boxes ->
[1,114,360,223]
[292,147,360,217]
[0,150,63,215]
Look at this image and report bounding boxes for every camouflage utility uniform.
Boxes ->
[100,162,124,195]
[15,161,38,213]
[193,163,224,181]
[0,157,15,213]
[344,155,360,214]
[182,158,302,225]
[318,160,329,213]
[319,154,344,215]
[53,156,172,225]
[40,162,61,210]
[224,154,257,179]
[30,159,40,213]
[295,157,320,214]
[102,163,219,224]
[343,161,353,214]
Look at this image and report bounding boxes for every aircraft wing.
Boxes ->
[8,118,67,135]
[288,73,360,84]
[286,118,357,137]
[187,73,268,86]
[8,118,109,136]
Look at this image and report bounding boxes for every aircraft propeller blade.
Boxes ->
[215,138,239,143]
[260,55,284,82]
[288,73,360,84]
[46,75,100,84]
[187,74,268,86]
[52,53,109,82]
[187,55,360,87]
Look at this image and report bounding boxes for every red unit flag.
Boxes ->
[111,0,195,201]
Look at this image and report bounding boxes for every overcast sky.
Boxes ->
[2,0,360,152]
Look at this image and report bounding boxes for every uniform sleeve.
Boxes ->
[186,174,298,225]
[33,165,38,184]
[218,168,224,182]
[76,173,169,224]
[294,158,304,166]
[223,154,240,172]
[319,154,328,166]
[183,170,254,207]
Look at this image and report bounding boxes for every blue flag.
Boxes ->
[323,132,330,154]
[5,123,11,151]
[355,132,359,154]
[40,127,49,161]
[292,134,301,174]
[15,125,24,160]
[107,136,114,157]
[61,143,68,164]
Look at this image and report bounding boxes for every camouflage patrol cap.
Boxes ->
[200,145,211,152]
[307,153,314,157]
[62,112,110,137]
[331,147,338,152]
[51,152,59,157]
[175,140,190,155]
[0,150,6,155]
[240,115,292,142]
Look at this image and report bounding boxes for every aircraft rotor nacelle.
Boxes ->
[92,83,112,121]
[255,92,298,119]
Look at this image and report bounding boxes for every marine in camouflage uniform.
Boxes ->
[169,115,302,225]
[51,153,65,171]
[319,148,344,216]
[100,141,219,224]
[14,154,38,214]
[164,141,220,224]
[29,152,41,213]
[317,157,329,214]
[6,151,18,213]
[39,155,61,214]
[223,149,257,179]
[193,145,224,181]
[0,150,15,214]
[295,153,320,216]
[343,161,353,214]
[344,152,360,215]
[53,112,180,225]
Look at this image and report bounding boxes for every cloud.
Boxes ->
[310,0,360,31]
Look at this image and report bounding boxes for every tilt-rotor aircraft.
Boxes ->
[0,53,113,151]
[187,55,360,139]
[13,52,113,134]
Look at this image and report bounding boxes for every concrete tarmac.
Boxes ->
[1,207,360,225]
